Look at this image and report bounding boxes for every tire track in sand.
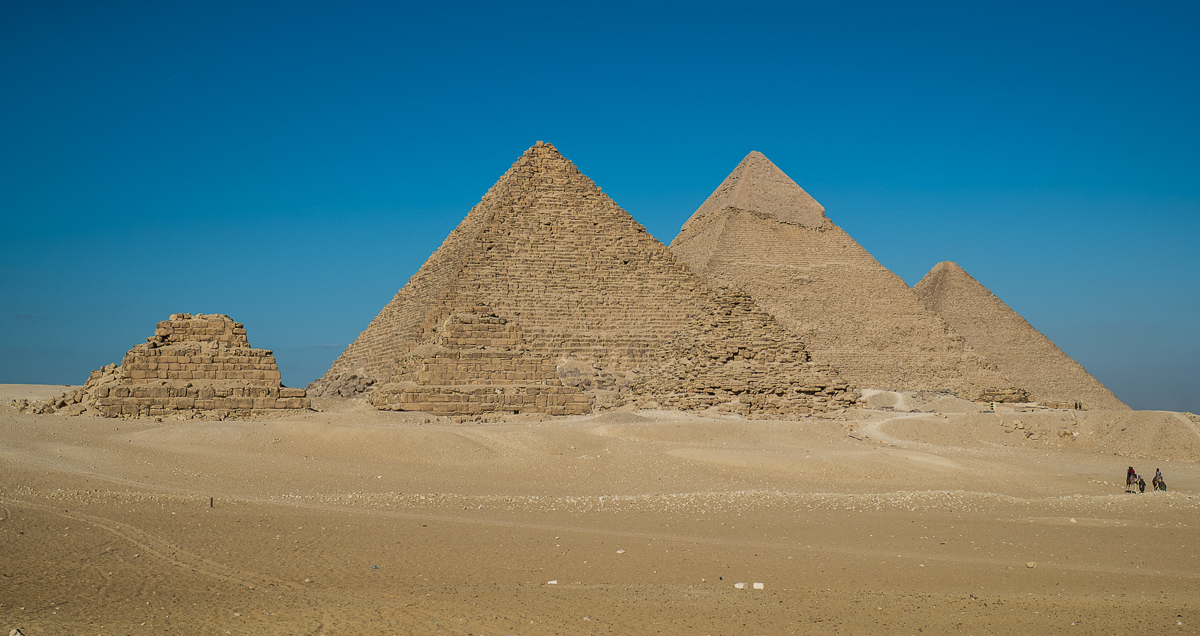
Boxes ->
[0,495,300,592]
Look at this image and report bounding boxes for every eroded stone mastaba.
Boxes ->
[913,262,1128,410]
[316,143,857,417]
[670,151,1015,398]
[14,313,310,418]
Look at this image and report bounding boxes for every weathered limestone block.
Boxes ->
[634,287,859,417]
[977,387,1032,404]
[367,306,589,418]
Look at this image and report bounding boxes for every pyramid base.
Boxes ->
[976,387,1032,403]
[645,384,857,418]
[369,383,590,417]
[94,381,310,417]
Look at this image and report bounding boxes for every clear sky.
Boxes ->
[2,1,1197,412]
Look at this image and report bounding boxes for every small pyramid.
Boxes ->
[317,143,856,416]
[671,151,1013,397]
[914,262,1128,410]
[17,313,309,418]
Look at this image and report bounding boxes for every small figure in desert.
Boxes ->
[1126,467,1144,494]
[1153,468,1167,492]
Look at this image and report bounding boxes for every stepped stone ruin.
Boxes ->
[669,151,1015,398]
[315,142,857,417]
[14,314,309,418]
[914,262,1128,410]
[368,305,591,416]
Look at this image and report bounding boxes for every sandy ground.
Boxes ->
[2,384,1199,635]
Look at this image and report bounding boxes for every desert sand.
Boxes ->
[2,384,1198,635]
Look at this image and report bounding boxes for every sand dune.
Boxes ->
[2,385,1198,634]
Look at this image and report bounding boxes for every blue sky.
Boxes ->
[2,1,1196,412]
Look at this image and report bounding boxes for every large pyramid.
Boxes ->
[914,262,1127,410]
[669,151,1013,397]
[316,143,856,417]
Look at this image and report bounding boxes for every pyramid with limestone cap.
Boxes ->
[316,143,857,417]
[914,261,1128,410]
[671,151,1015,397]
[683,151,828,229]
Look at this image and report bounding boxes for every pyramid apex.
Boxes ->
[519,140,564,160]
[930,261,965,274]
[682,151,826,231]
[916,261,978,296]
[922,261,976,283]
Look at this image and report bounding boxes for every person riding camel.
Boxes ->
[1126,466,1141,493]
[1153,468,1165,491]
